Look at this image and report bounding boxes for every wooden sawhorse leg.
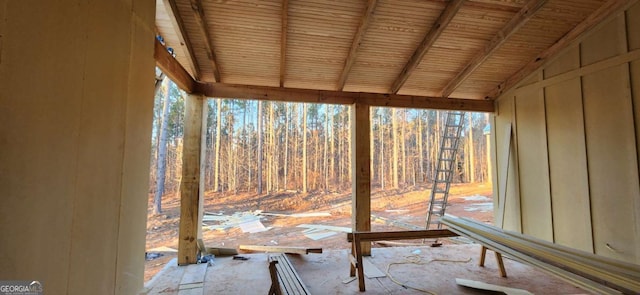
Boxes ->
[349,234,366,291]
[479,246,507,277]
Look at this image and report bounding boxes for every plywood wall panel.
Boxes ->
[0,2,83,292]
[544,47,581,78]
[495,95,522,232]
[0,0,155,293]
[627,2,640,51]
[515,88,553,241]
[545,78,593,252]
[582,65,639,262]
[580,14,626,66]
[115,15,156,294]
[493,3,640,260]
[66,2,133,292]
[631,59,640,264]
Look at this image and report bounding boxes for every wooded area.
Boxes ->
[149,78,491,213]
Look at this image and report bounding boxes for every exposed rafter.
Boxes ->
[280,0,289,87]
[190,0,221,82]
[485,0,636,99]
[154,39,197,93]
[154,26,492,112]
[163,0,201,80]
[389,0,465,94]
[440,0,547,98]
[197,82,494,112]
[337,0,378,91]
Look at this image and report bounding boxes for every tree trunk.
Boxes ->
[379,112,385,189]
[329,105,335,188]
[468,113,475,183]
[324,105,330,192]
[284,103,290,190]
[400,109,406,185]
[391,108,399,188]
[227,100,235,192]
[417,110,424,183]
[347,106,352,187]
[302,104,308,193]
[257,100,263,194]
[214,99,222,192]
[153,78,171,214]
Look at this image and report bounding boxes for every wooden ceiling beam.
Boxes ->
[154,38,197,93]
[197,82,494,112]
[485,0,636,99]
[441,0,547,97]
[337,0,379,91]
[280,0,289,87]
[389,0,465,94]
[190,0,221,82]
[162,0,201,79]
[152,39,493,112]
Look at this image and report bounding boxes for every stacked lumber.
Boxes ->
[441,216,640,295]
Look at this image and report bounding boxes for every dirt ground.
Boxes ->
[144,183,493,282]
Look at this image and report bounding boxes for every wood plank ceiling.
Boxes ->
[155,0,612,101]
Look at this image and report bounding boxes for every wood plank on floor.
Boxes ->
[177,263,207,295]
[363,257,386,278]
[145,258,185,294]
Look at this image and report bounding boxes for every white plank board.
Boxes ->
[363,257,386,278]
[456,278,533,295]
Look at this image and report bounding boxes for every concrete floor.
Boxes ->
[144,244,589,294]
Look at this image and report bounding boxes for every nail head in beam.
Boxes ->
[390,0,465,94]
[190,0,221,82]
[154,39,197,93]
[441,0,548,98]
[337,0,379,91]
[485,0,636,99]
[197,83,495,112]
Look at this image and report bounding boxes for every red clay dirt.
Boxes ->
[144,183,493,282]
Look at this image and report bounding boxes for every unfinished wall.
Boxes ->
[493,2,640,263]
[0,0,156,294]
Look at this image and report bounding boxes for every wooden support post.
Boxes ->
[351,103,371,256]
[197,100,208,245]
[178,94,205,265]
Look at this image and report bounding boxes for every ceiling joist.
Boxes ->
[485,0,636,99]
[389,0,465,94]
[197,83,494,112]
[337,0,379,91]
[154,35,492,112]
[162,0,201,80]
[190,0,221,82]
[440,0,548,97]
[280,0,289,87]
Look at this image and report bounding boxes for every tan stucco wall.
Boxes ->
[493,2,640,263]
[0,0,156,294]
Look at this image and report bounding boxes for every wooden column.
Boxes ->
[178,94,205,265]
[351,103,371,255]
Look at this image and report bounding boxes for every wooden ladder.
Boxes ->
[426,111,465,230]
